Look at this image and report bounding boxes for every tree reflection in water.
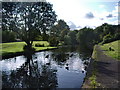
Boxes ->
[2,52,58,89]
[2,46,92,88]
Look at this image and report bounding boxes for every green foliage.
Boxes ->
[89,60,100,88]
[57,20,70,30]
[60,29,70,41]
[35,43,45,47]
[63,35,71,45]
[50,19,70,42]
[89,74,100,88]
[2,30,16,42]
[114,33,120,40]
[42,33,49,41]
[101,40,120,60]
[68,31,78,45]
[76,27,95,50]
[94,24,120,44]
[102,34,113,44]
[2,2,57,47]
[50,23,119,48]
[48,36,59,46]
[34,35,43,41]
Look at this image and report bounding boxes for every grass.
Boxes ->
[92,45,98,60]
[89,61,100,88]
[89,74,100,88]
[100,40,120,60]
[0,41,57,56]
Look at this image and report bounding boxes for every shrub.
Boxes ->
[48,37,59,46]
[64,35,71,45]
[34,35,43,41]
[35,43,44,47]
[102,34,113,44]
[2,30,16,42]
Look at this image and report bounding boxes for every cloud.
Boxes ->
[68,21,77,30]
[106,14,113,18]
[47,0,118,29]
[99,5,105,8]
[67,21,81,30]
[100,18,104,20]
[85,12,94,19]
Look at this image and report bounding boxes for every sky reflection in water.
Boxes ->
[1,46,91,88]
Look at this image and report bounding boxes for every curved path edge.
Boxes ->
[82,45,120,88]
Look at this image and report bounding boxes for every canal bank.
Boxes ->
[82,45,98,88]
[0,41,57,59]
[82,45,120,88]
[1,47,58,59]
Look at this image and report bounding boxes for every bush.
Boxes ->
[64,35,71,45]
[2,30,16,42]
[35,43,44,47]
[102,34,113,44]
[34,35,43,41]
[48,37,59,46]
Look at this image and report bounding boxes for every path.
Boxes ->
[94,45,120,88]
[82,45,120,88]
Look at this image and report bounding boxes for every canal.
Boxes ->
[0,46,92,89]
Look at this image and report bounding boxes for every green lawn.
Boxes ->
[0,41,57,56]
[100,40,120,60]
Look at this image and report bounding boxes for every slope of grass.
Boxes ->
[0,41,57,56]
[100,40,120,60]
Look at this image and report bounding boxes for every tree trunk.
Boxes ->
[25,40,32,48]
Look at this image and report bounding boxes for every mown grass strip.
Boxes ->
[0,41,57,57]
[100,40,120,60]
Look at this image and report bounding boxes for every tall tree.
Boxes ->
[68,30,78,45]
[50,19,70,39]
[76,27,95,50]
[2,2,57,48]
[2,2,17,31]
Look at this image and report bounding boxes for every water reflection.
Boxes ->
[2,53,58,88]
[1,46,92,89]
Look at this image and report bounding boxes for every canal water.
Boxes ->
[0,46,92,89]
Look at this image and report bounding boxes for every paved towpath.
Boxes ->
[82,45,120,88]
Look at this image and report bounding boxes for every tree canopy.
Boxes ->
[2,2,57,47]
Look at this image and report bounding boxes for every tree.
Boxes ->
[60,28,69,41]
[2,2,17,31]
[2,2,57,48]
[57,20,69,30]
[50,19,70,41]
[76,27,95,50]
[64,35,71,45]
[94,23,120,44]
[48,36,59,46]
[68,30,78,45]
[102,34,113,44]
[2,30,16,42]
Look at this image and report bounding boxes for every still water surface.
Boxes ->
[0,46,91,88]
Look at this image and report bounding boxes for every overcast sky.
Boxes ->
[47,0,119,30]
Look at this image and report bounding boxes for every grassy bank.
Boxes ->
[100,40,120,60]
[0,41,57,58]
